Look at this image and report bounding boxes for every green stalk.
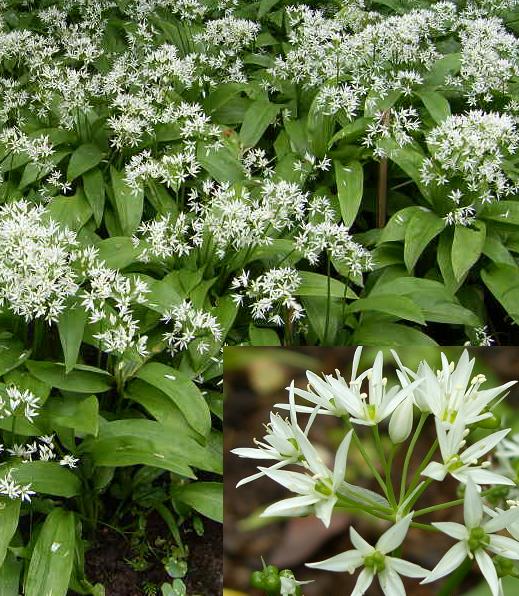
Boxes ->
[323,254,331,345]
[372,426,396,508]
[404,439,438,501]
[342,417,391,503]
[399,413,428,502]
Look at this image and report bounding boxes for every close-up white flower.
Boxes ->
[307,515,429,595]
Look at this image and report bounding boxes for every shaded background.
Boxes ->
[224,347,519,596]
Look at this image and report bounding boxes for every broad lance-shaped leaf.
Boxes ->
[110,166,144,236]
[24,508,76,596]
[174,482,223,523]
[482,263,519,324]
[240,99,279,148]
[335,160,363,227]
[404,208,444,271]
[82,167,105,227]
[67,143,104,181]
[451,221,486,281]
[346,294,426,325]
[26,361,113,393]
[11,462,81,497]
[0,497,20,567]
[57,303,88,373]
[135,363,211,436]
[83,419,222,476]
[0,333,30,377]
[416,90,451,124]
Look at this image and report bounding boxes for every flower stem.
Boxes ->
[399,413,428,502]
[404,439,438,500]
[323,254,331,345]
[372,426,397,508]
[342,417,391,502]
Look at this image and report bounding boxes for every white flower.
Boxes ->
[388,396,414,444]
[422,478,519,596]
[422,417,513,486]
[393,350,515,427]
[259,430,353,528]
[59,455,79,469]
[232,381,318,486]
[284,349,422,425]
[307,515,428,596]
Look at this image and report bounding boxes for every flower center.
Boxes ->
[314,479,333,496]
[446,454,463,471]
[467,527,490,552]
[366,403,377,421]
[364,551,385,573]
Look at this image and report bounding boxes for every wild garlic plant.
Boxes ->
[233,349,519,595]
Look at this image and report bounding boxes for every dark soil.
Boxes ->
[84,512,222,595]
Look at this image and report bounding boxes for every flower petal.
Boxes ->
[333,430,353,490]
[306,549,363,573]
[261,494,319,517]
[464,476,483,529]
[421,541,467,584]
[379,567,405,596]
[376,515,413,554]
[315,495,337,528]
[462,429,511,464]
[475,549,499,596]
[421,461,447,481]
[488,535,519,560]
[352,568,375,596]
[431,522,467,540]
[484,508,519,534]
[350,526,374,556]
[387,557,429,578]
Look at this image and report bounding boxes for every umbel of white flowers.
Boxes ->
[233,348,519,595]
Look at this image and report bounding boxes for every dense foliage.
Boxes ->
[1,0,519,592]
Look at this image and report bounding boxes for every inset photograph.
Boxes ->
[224,347,519,595]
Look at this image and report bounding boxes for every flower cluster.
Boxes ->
[234,349,519,595]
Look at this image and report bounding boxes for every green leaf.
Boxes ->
[371,274,479,326]
[58,303,88,373]
[25,508,76,596]
[82,168,106,227]
[110,166,144,235]
[422,53,461,87]
[335,160,363,227]
[379,207,424,244]
[0,333,30,376]
[416,90,451,123]
[249,325,281,346]
[135,363,211,436]
[482,263,519,324]
[46,190,93,231]
[25,361,112,393]
[125,379,194,430]
[307,97,334,158]
[174,482,223,523]
[480,201,519,225]
[0,551,22,596]
[353,321,437,346]
[85,420,222,475]
[239,100,279,148]
[0,497,20,566]
[11,462,81,497]
[451,221,486,281]
[296,271,352,299]
[196,143,244,183]
[67,144,104,181]
[95,236,141,269]
[437,230,461,294]
[43,395,99,437]
[404,208,444,271]
[347,295,426,325]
